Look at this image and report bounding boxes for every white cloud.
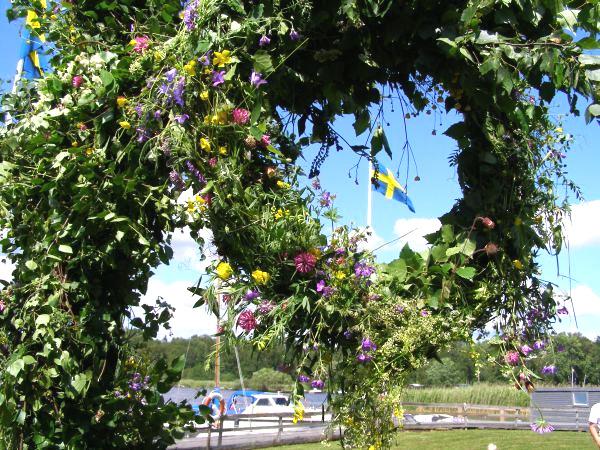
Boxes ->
[569,284,600,317]
[169,227,218,273]
[392,217,442,251]
[139,278,217,339]
[563,200,600,248]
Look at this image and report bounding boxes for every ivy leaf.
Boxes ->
[7,359,25,377]
[456,266,477,280]
[58,244,73,254]
[252,50,274,74]
[353,109,370,136]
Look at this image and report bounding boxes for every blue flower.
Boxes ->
[259,35,271,47]
[212,70,226,87]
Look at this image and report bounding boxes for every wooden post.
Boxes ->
[576,409,580,431]
[462,403,468,429]
[217,417,224,447]
[207,425,212,450]
[500,408,505,422]
[322,404,325,423]
[277,415,283,443]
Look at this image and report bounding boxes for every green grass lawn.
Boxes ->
[270,430,597,450]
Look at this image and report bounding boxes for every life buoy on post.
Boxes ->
[202,391,225,418]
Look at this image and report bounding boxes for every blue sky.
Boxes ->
[1,5,599,340]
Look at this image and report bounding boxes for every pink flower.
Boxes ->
[132,35,150,53]
[258,300,275,314]
[208,157,218,167]
[72,75,84,88]
[232,108,250,125]
[237,310,257,332]
[260,134,271,147]
[505,350,520,366]
[294,252,317,274]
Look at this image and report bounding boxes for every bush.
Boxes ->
[247,368,293,392]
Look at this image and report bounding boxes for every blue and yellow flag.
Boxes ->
[370,161,415,213]
[19,0,49,79]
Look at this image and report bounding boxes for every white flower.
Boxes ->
[91,75,102,85]
[89,54,105,69]
[487,444,497,450]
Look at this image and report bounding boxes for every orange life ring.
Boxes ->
[203,391,225,417]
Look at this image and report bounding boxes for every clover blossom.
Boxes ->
[505,350,520,366]
[237,310,257,332]
[232,108,250,125]
[131,35,149,53]
[294,252,317,274]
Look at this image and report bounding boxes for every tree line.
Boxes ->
[134,332,600,388]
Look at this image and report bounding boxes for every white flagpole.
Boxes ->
[367,159,373,229]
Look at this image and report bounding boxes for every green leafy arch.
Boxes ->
[1,0,598,448]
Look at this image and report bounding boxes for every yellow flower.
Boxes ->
[186,200,196,213]
[195,195,206,204]
[335,271,347,280]
[276,180,291,189]
[119,121,131,129]
[274,208,290,220]
[85,147,94,156]
[216,110,229,125]
[200,90,209,101]
[153,50,164,61]
[116,96,128,108]
[203,67,212,75]
[200,138,211,152]
[219,146,228,155]
[252,269,270,285]
[213,50,232,67]
[183,60,197,76]
[555,127,563,133]
[308,248,322,259]
[514,217,522,226]
[292,402,304,424]
[216,262,233,280]
[513,259,524,270]
[71,141,79,148]
[128,39,137,47]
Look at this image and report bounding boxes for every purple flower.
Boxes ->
[298,374,310,383]
[134,104,143,116]
[319,191,333,207]
[154,110,162,119]
[541,365,557,375]
[311,379,324,389]
[198,51,212,66]
[183,0,199,31]
[357,353,372,363]
[557,306,568,315]
[343,330,352,339]
[136,127,150,143]
[185,161,206,184]
[520,344,533,356]
[289,29,301,41]
[311,178,321,190]
[316,280,334,297]
[420,310,429,317]
[361,337,377,352]
[212,70,225,87]
[244,289,260,301]
[175,114,189,124]
[533,341,545,350]
[354,261,375,279]
[395,305,405,314]
[556,344,565,353]
[530,420,555,434]
[232,108,251,125]
[173,77,186,106]
[165,68,178,83]
[158,83,169,95]
[259,35,271,47]
[250,71,267,87]
[169,170,185,190]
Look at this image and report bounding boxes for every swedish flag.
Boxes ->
[19,0,49,80]
[370,161,415,213]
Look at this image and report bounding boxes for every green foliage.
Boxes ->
[401,384,530,407]
[247,368,294,391]
[0,0,598,448]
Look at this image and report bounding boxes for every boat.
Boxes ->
[226,390,294,416]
